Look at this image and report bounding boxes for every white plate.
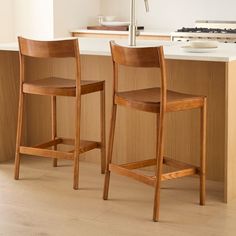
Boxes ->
[189,40,218,48]
[101,21,130,26]
[181,45,218,53]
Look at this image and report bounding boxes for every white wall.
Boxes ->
[0,0,14,42]
[0,0,101,42]
[101,0,236,30]
[53,0,101,37]
[14,0,54,40]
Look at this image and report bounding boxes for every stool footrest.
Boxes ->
[34,138,63,148]
[59,138,100,153]
[19,146,74,160]
[119,157,200,171]
[19,138,100,160]
[120,158,156,169]
[109,163,155,187]
[163,156,199,171]
[109,157,200,186]
[152,167,199,181]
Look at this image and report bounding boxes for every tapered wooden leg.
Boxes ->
[73,94,81,190]
[73,151,80,190]
[100,85,106,174]
[200,98,207,205]
[14,92,25,180]
[52,96,58,167]
[153,114,165,222]
[103,104,117,200]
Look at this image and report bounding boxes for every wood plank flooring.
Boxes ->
[0,157,236,236]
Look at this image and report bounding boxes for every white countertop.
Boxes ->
[0,43,18,51]
[71,28,172,37]
[1,38,236,62]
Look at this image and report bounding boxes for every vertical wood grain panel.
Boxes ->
[0,51,19,162]
[225,61,236,202]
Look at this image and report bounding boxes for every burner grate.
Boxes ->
[177,27,236,34]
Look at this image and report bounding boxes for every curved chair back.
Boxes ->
[109,40,167,112]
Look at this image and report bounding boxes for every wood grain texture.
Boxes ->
[52,96,58,167]
[200,97,207,205]
[225,61,236,202]
[18,37,78,58]
[0,51,19,162]
[115,88,204,113]
[23,77,104,96]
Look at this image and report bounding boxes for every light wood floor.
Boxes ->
[1,157,236,236]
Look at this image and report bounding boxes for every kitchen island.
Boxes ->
[1,38,236,203]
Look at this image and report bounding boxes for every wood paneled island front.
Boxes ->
[1,39,236,203]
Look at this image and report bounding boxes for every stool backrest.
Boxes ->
[17,37,81,94]
[110,40,167,112]
[18,37,79,58]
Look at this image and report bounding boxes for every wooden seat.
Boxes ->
[14,37,106,190]
[23,77,104,96]
[103,41,207,222]
[116,87,204,113]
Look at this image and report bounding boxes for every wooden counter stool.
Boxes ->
[14,37,106,190]
[103,41,207,222]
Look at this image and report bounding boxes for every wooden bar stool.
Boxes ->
[103,41,207,222]
[14,37,106,189]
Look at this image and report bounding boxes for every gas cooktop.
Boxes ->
[177,27,236,34]
[171,21,236,43]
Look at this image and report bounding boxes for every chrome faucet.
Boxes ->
[129,0,149,46]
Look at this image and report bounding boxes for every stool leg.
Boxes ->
[100,86,106,174]
[14,92,25,180]
[103,104,117,200]
[73,95,81,190]
[153,114,165,222]
[200,98,207,205]
[52,96,58,167]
